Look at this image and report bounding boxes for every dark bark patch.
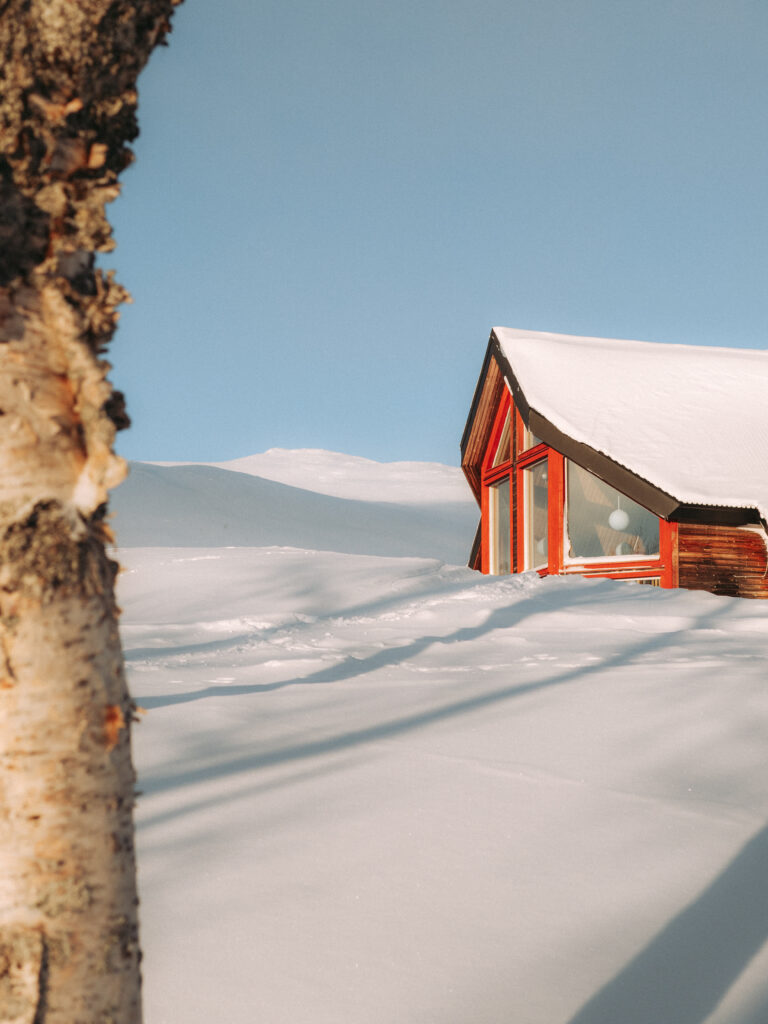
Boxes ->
[0,180,49,286]
[57,248,97,296]
[104,916,140,972]
[0,501,115,602]
[103,389,130,431]
[31,933,48,1024]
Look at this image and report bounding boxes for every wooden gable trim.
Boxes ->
[460,341,506,503]
[460,341,497,457]
[468,519,482,570]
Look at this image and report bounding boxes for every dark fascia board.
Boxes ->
[527,407,680,519]
[672,505,762,527]
[487,330,761,527]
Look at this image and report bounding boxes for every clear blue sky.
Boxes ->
[106,0,768,466]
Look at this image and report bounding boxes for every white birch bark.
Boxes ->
[0,2,181,1020]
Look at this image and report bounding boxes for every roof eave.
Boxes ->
[526,407,679,520]
[670,505,763,528]
[465,330,765,529]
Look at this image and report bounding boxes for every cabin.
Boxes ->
[461,328,768,598]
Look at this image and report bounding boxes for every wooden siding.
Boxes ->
[678,524,768,599]
[469,520,482,570]
[461,354,505,501]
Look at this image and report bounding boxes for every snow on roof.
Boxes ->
[492,327,768,524]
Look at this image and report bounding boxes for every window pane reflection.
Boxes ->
[491,477,511,573]
[566,462,659,559]
[525,461,548,569]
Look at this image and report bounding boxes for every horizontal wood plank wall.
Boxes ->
[678,525,768,599]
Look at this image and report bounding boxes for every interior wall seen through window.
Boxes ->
[491,477,511,573]
[524,461,548,569]
[566,462,659,559]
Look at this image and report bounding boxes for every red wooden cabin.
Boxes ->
[461,328,768,598]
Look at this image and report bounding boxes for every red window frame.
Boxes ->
[480,393,514,574]
[480,393,678,587]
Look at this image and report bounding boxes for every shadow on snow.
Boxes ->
[134,578,766,1018]
[566,821,768,1024]
[138,585,739,796]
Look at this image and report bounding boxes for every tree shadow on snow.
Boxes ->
[138,590,741,798]
[566,821,768,1024]
[123,565,496,668]
[132,577,766,1020]
[132,576,644,707]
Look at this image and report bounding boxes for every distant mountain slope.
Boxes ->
[210,448,469,504]
[112,460,477,563]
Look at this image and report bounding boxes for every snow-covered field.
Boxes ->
[114,451,768,1024]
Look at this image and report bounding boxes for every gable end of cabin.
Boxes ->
[462,335,768,599]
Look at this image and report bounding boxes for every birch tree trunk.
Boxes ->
[0,3,179,1020]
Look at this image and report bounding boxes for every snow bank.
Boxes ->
[212,448,469,504]
[116,450,768,1024]
[112,459,476,563]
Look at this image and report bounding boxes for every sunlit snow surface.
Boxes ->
[116,452,768,1024]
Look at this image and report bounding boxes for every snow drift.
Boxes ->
[116,450,768,1024]
[113,459,477,562]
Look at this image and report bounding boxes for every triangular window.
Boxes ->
[491,411,511,467]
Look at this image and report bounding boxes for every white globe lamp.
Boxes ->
[609,507,630,532]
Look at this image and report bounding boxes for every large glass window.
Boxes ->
[490,477,511,573]
[524,460,548,569]
[566,462,659,559]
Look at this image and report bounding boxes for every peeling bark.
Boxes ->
[0,2,181,1021]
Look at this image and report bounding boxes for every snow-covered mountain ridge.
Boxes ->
[113,452,477,562]
[213,447,469,503]
[151,447,469,503]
